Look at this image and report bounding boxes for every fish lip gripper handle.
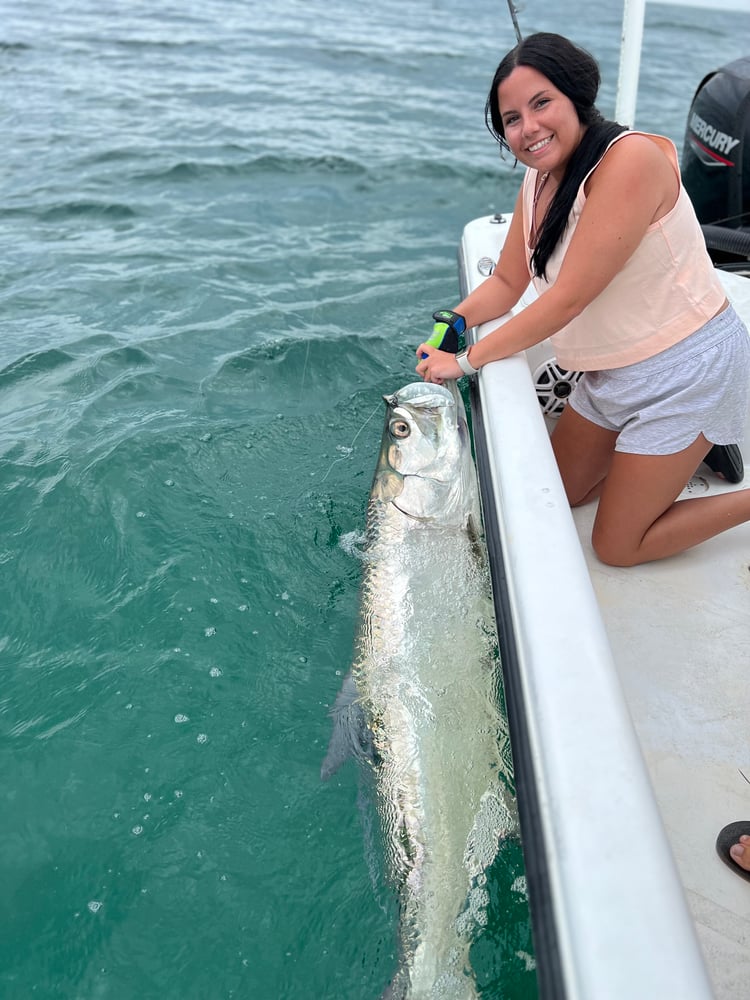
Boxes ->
[420,310,466,358]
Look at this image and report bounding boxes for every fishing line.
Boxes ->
[319,400,381,484]
[299,190,335,395]
[300,337,311,395]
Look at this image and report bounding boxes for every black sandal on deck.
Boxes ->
[704,444,744,484]
[715,822,750,882]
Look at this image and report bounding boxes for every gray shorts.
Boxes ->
[568,305,750,455]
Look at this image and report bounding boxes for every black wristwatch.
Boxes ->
[456,349,480,377]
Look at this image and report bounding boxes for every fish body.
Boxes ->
[324,383,515,999]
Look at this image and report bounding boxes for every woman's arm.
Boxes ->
[451,188,532,328]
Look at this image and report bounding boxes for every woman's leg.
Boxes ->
[592,432,750,566]
[551,404,750,566]
[551,403,619,505]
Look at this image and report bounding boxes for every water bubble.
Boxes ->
[464,790,512,878]
[204,627,216,637]
[132,826,144,836]
[210,598,218,605]
[339,530,367,560]
[87,901,103,914]
[164,479,175,487]
[197,733,208,744]
[238,604,248,612]
[136,511,146,518]
[468,885,489,925]
[174,714,189,724]
[209,667,222,678]
[511,875,528,897]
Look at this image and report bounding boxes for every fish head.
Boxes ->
[371,382,477,524]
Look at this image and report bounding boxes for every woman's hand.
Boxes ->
[415,345,462,383]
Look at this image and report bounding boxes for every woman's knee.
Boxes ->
[590,520,641,567]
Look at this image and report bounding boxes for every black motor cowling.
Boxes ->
[681,56,750,267]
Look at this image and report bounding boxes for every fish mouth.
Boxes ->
[383,382,454,410]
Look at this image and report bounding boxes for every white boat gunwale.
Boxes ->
[461,209,750,998]
[461,215,712,998]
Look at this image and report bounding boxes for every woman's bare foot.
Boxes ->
[729,835,750,872]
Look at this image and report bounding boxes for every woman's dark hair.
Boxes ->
[485,33,627,279]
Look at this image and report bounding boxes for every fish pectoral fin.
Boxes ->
[320,672,372,780]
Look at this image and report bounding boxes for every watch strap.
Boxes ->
[456,349,479,376]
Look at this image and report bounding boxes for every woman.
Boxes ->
[416,32,750,567]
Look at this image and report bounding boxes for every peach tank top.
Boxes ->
[521,131,725,371]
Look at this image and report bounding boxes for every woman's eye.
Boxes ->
[390,419,410,439]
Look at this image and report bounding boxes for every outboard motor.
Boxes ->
[682,55,750,269]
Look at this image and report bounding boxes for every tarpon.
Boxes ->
[323,382,516,999]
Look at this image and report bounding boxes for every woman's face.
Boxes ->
[497,65,585,179]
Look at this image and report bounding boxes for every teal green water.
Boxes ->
[2,1,748,997]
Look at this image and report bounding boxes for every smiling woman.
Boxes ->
[415,31,750,568]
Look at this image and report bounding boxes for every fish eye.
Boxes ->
[389,419,410,439]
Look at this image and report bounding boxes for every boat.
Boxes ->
[458,3,750,997]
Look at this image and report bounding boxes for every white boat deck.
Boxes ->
[460,214,750,999]
[574,486,750,998]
